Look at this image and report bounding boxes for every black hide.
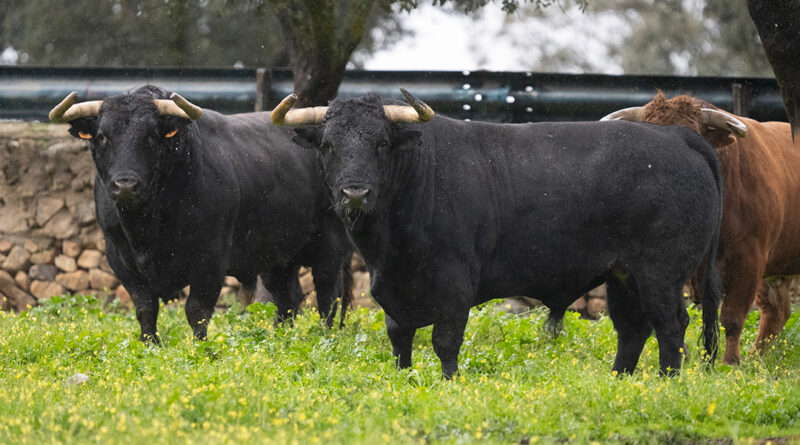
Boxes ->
[69,86,352,341]
[293,95,723,378]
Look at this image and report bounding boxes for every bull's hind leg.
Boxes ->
[185,271,225,340]
[302,224,352,327]
[636,273,690,376]
[310,258,348,328]
[236,278,257,308]
[263,264,303,324]
[606,275,652,375]
[719,256,763,364]
[386,314,416,369]
[754,279,792,354]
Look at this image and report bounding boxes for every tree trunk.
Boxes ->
[748,0,800,139]
[268,0,376,106]
[165,0,191,66]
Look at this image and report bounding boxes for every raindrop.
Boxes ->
[462,84,471,90]
[474,93,483,101]
[525,86,533,92]
[463,104,472,111]
[526,107,533,113]
[505,96,516,104]
[463,70,471,76]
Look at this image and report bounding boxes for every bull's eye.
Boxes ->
[165,128,179,138]
[78,131,93,139]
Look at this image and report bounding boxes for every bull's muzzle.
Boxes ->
[109,176,142,205]
[342,187,370,210]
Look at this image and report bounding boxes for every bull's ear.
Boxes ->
[391,126,422,151]
[67,117,97,140]
[703,127,736,149]
[292,127,321,150]
[158,115,191,139]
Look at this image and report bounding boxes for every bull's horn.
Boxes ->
[153,93,202,120]
[700,108,748,138]
[49,92,103,123]
[383,88,435,123]
[600,106,644,122]
[270,93,328,126]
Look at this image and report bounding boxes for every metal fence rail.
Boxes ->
[0,66,784,123]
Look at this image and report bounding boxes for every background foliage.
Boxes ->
[1,0,769,76]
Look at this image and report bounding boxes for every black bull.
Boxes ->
[53,85,352,341]
[280,93,723,378]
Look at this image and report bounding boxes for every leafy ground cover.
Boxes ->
[0,295,798,444]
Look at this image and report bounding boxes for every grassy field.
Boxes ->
[0,295,798,444]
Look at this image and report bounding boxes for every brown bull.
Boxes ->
[603,92,799,365]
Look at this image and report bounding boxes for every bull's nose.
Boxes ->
[109,176,141,200]
[342,187,370,209]
[343,187,369,200]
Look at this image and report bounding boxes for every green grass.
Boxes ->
[0,295,798,444]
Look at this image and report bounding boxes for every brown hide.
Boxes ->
[636,92,798,364]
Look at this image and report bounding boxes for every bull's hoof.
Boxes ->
[140,333,162,346]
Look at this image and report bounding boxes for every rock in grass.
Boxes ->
[66,373,89,386]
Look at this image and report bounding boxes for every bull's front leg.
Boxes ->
[432,310,470,380]
[185,270,225,340]
[385,314,416,369]
[130,287,160,345]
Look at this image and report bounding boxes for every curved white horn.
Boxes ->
[600,106,644,122]
[384,88,435,123]
[700,108,748,138]
[270,93,328,126]
[49,92,103,123]
[153,93,202,120]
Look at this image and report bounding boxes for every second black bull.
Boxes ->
[272,90,727,377]
[50,85,352,342]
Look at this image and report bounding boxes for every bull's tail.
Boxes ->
[698,226,722,365]
[338,254,354,329]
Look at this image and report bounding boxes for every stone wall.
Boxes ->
[0,122,113,310]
